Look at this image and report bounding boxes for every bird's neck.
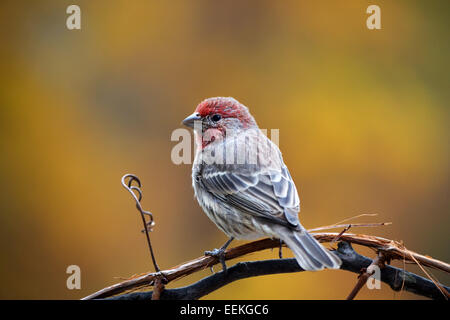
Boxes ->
[194,127,228,150]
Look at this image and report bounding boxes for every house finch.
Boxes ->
[182,97,341,271]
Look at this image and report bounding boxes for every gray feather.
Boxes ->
[275,225,341,271]
[198,131,301,228]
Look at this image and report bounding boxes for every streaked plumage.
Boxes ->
[184,97,341,271]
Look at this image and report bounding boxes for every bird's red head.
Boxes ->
[183,97,257,149]
[196,97,256,128]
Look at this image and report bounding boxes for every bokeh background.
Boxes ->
[0,0,448,299]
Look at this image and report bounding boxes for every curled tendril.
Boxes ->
[121,173,160,273]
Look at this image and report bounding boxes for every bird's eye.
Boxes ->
[211,114,222,122]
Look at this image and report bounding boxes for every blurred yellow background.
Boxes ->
[0,0,448,299]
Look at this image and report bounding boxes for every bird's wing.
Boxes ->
[199,134,300,228]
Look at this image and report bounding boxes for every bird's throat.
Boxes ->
[195,127,226,150]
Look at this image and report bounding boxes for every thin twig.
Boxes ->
[121,174,161,273]
[403,246,450,299]
[308,222,391,233]
[332,213,379,225]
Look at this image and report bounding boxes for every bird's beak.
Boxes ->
[182,112,202,128]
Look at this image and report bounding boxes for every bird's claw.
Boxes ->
[205,248,228,272]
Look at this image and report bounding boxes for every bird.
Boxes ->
[182,97,341,272]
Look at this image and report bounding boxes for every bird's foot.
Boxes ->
[205,248,228,272]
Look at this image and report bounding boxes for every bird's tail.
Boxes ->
[276,227,341,271]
